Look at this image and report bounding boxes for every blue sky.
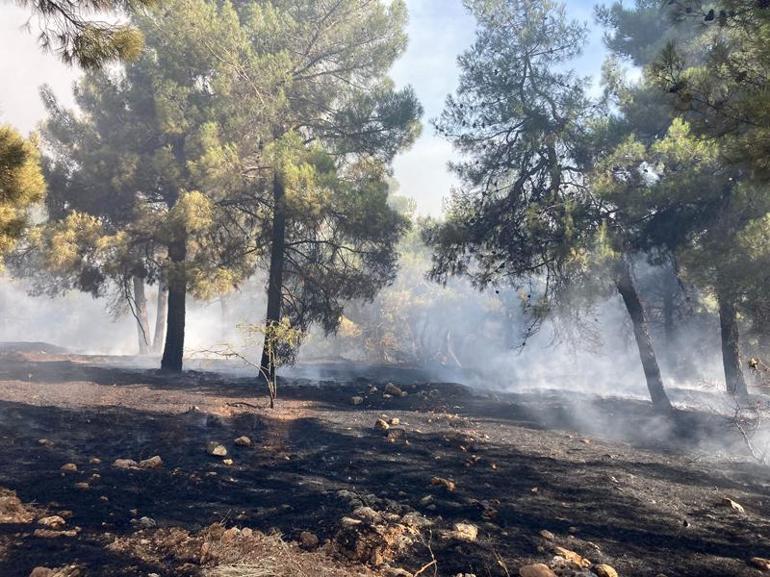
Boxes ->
[0,0,609,216]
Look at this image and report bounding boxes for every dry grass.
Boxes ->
[205,531,372,577]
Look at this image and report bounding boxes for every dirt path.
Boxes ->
[0,352,769,577]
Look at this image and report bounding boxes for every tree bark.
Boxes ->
[152,283,168,354]
[260,172,287,395]
[161,237,187,372]
[132,277,151,355]
[615,259,673,411]
[717,284,749,397]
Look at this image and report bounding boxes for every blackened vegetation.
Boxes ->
[0,355,768,576]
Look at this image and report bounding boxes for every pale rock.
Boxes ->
[431,476,456,492]
[38,516,66,529]
[113,459,138,470]
[750,557,770,571]
[720,497,745,514]
[130,516,157,529]
[594,564,619,577]
[384,383,403,397]
[340,517,362,527]
[375,418,390,431]
[138,456,163,470]
[60,463,77,473]
[234,436,252,447]
[452,522,478,542]
[519,564,557,577]
[350,396,364,406]
[207,442,228,457]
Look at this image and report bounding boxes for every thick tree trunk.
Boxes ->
[717,285,749,397]
[161,237,187,372]
[259,173,287,403]
[152,283,168,354]
[615,259,673,411]
[132,277,151,355]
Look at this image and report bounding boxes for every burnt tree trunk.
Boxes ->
[161,237,187,372]
[132,277,151,355]
[152,283,168,354]
[615,259,673,411]
[717,284,749,397]
[260,173,287,395]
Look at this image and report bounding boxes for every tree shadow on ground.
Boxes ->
[0,396,767,577]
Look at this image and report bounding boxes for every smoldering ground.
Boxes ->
[2,261,768,464]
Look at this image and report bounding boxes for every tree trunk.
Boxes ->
[152,283,168,354]
[161,237,187,372]
[615,259,673,411]
[717,284,749,397]
[259,173,287,403]
[132,277,151,355]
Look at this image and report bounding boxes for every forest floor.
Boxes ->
[0,347,769,577]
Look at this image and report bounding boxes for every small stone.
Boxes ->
[375,418,390,431]
[299,531,319,549]
[89,457,101,465]
[234,436,252,447]
[390,417,400,426]
[750,557,770,571]
[99,496,109,503]
[60,463,77,473]
[594,565,618,577]
[37,439,54,448]
[28,568,54,577]
[241,527,253,537]
[452,522,478,542]
[74,482,89,490]
[113,459,138,469]
[539,529,555,541]
[553,546,590,568]
[350,396,364,406]
[138,456,163,469]
[519,564,556,577]
[419,495,433,506]
[720,497,745,514]
[340,517,362,527]
[384,383,403,396]
[130,516,157,529]
[207,442,228,457]
[223,458,234,466]
[431,476,456,492]
[38,516,66,529]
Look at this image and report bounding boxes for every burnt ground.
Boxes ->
[0,350,769,577]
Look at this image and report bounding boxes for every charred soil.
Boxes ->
[0,351,769,577]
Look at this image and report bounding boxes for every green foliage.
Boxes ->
[16,0,155,67]
[425,0,602,332]
[0,126,45,268]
